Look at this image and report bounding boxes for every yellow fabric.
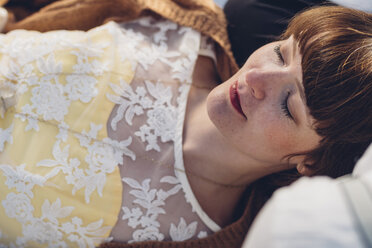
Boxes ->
[0,22,135,247]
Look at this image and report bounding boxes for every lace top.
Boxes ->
[0,17,219,248]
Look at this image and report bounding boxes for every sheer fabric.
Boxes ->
[0,17,219,248]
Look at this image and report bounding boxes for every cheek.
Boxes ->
[263,123,319,160]
[207,86,228,124]
[264,126,295,152]
[257,115,298,156]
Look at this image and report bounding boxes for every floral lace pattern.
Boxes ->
[0,124,13,152]
[0,164,111,248]
[0,21,128,247]
[107,80,177,152]
[122,176,182,243]
[0,17,217,247]
[37,124,134,204]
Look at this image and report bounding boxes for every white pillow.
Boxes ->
[353,143,372,176]
[242,143,372,248]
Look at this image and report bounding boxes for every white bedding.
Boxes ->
[243,144,372,248]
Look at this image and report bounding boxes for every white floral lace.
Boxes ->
[107,80,177,152]
[0,163,111,248]
[122,176,182,243]
[106,17,220,243]
[0,17,219,247]
[0,22,125,247]
[0,124,13,152]
[37,124,135,204]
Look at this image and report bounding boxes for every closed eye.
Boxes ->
[274,45,284,64]
[281,92,293,119]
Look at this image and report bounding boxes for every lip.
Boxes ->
[229,81,247,119]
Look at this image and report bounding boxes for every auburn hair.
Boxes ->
[234,5,372,232]
[247,5,372,208]
[280,6,372,177]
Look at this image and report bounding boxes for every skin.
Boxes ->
[206,35,321,167]
[183,35,321,226]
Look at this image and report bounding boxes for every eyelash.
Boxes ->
[281,92,292,119]
[275,45,292,119]
[274,45,284,63]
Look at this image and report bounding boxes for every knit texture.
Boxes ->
[4,0,239,81]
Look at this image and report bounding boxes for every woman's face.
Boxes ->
[207,36,321,167]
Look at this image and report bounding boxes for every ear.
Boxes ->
[296,162,315,176]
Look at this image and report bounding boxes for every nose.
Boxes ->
[244,68,283,100]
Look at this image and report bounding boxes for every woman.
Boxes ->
[0,1,371,248]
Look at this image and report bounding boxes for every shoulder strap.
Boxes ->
[339,176,372,248]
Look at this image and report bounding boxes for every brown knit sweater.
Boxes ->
[2,1,257,247]
[4,0,239,82]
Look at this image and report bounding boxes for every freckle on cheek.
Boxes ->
[266,129,292,151]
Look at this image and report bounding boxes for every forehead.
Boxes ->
[284,35,301,56]
[282,36,303,88]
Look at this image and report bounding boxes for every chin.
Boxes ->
[206,86,234,132]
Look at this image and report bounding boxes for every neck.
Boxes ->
[184,56,281,226]
[182,86,272,226]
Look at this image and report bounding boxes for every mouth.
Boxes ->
[229,81,246,119]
